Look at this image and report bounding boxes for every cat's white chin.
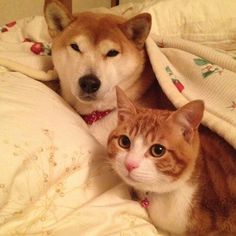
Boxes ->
[118,173,152,190]
[114,161,158,186]
[113,154,195,194]
[115,168,161,192]
[115,164,192,194]
[123,175,191,194]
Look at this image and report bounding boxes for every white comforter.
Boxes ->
[0,0,236,235]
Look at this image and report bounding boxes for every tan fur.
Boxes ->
[188,125,236,235]
[44,0,155,112]
[107,88,236,236]
[44,0,173,145]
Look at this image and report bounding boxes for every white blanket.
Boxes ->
[0,73,159,236]
[0,0,236,235]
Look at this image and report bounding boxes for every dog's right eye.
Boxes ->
[70,43,81,53]
[106,49,119,57]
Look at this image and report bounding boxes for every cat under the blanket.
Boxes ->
[107,87,236,236]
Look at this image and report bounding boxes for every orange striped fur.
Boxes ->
[107,87,236,235]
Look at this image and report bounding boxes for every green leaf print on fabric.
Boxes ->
[193,58,209,66]
[202,70,215,78]
[194,58,223,78]
[165,66,173,75]
[165,66,184,92]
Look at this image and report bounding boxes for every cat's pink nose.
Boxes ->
[125,162,139,172]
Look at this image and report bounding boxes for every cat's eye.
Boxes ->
[118,135,131,149]
[106,49,119,57]
[150,144,166,157]
[70,43,81,52]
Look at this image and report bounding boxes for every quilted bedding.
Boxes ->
[0,0,236,235]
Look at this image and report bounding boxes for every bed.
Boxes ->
[0,0,236,235]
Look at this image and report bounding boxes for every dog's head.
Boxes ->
[44,0,151,114]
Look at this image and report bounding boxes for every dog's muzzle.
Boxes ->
[79,74,101,94]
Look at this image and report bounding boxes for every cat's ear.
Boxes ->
[169,100,204,142]
[119,13,152,49]
[44,0,74,38]
[116,86,137,122]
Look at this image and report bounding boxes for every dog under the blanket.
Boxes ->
[44,0,173,145]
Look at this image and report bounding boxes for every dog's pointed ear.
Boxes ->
[44,0,74,38]
[116,86,137,123]
[120,13,152,49]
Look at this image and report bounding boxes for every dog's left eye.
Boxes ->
[70,43,81,53]
[106,49,119,57]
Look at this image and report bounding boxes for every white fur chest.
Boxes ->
[147,184,196,235]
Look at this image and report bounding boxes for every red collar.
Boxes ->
[140,197,150,208]
[81,109,114,125]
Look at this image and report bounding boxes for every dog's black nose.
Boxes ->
[79,74,101,94]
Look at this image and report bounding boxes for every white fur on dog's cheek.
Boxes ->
[53,36,99,99]
[51,33,145,114]
[52,47,80,81]
[52,48,79,100]
[95,51,143,100]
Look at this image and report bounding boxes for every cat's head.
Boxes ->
[107,87,204,193]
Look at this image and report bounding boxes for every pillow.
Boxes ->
[0,72,160,235]
[112,0,236,44]
[0,72,118,233]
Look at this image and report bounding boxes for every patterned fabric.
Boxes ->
[81,109,114,125]
[0,18,51,56]
[0,0,236,235]
[0,16,160,236]
[0,74,158,236]
[146,35,236,149]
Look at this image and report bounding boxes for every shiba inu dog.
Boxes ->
[44,0,172,145]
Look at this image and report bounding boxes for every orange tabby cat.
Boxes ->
[107,87,236,236]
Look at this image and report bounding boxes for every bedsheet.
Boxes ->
[0,8,161,236]
[0,74,160,235]
[0,0,236,235]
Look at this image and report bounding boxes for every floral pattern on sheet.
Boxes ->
[30,42,51,55]
[0,128,84,226]
[227,101,236,111]
[0,21,16,33]
[1,19,51,56]
[0,117,123,236]
[23,38,51,56]
[193,58,223,78]
[165,66,185,92]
